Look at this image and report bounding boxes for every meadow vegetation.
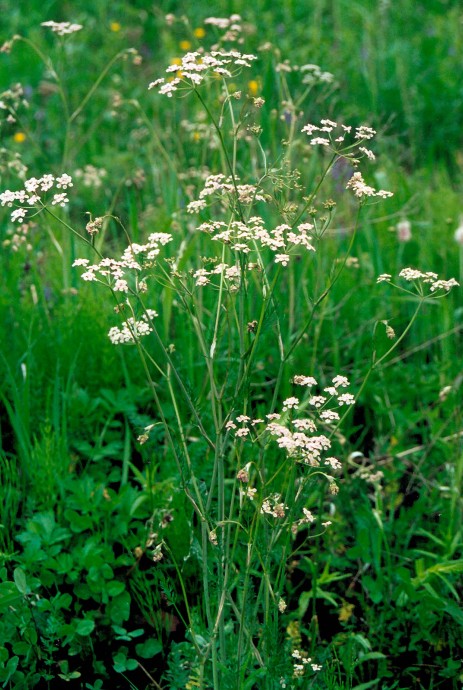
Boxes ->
[0,2,462,689]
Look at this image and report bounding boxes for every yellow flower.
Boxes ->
[338,600,355,623]
[170,57,182,66]
[248,80,259,96]
[13,132,26,143]
[179,40,192,51]
[193,27,206,39]
[109,21,121,32]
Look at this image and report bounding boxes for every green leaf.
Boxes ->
[113,651,132,673]
[75,619,95,636]
[112,626,127,636]
[353,652,387,667]
[11,642,31,658]
[298,590,311,618]
[107,580,125,597]
[13,568,27,595]
[2,656,18,684]
[64,509,93,533]
[58,671,81,680]
[362,575,383,604]
[55,593,73,610]
[0,582,21,611]
[444,601,463,627]
[109,591,131,624]
[352,680,380,690]
[135,638,162,659]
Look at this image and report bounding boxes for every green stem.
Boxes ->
[69,49,132,123]
[333,297,425,436]
[194,87,245,223]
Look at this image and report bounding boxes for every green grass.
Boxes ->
[0,3,462,689]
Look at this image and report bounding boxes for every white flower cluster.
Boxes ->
[2,222,33,252]
[299,119,392,198]
[0,83,28,124]
[74,165,107,188]
[292,649,322,677]
[273,61,334,86]
[108,309,158,344]
[302,119,376,150]
[267,421,331,466]
[204,14,242,29]
[187,174,267,212]
[193,263,241,288]
[0,173,73,222]
[290,506,317,536]
[193,217,314,274]
[300,63,334,85]
[148,49,257,97]
[227,375,354,468]
[346,172,393,200]
[261,493,286,518]
[41,21,83,36]
[73,233,173,292]
[204,13,243,42]
[377,268,459,293]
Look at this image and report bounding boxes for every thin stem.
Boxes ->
[291,152,337,229]
[69,50,132,123]
[42,206,103,257]
[194,87,245,223]
[332,298,425,436]
[285,205,362,363]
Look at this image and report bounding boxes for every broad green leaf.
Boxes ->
[107,580,125,597]
[0,582,21,611]
[109,591,131,624]
[13,568,27,595]
[75,619,95,636]
[135,638,162,659]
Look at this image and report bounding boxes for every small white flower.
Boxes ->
[275,253,290,266]
[11,208,27,222]
[310,137,330,146]
[278,598,287,613]
[377,273,392,283]
[332,375,349,388]
[41,21,83,36]
[293,375,317,387]
[282,397,299,411]
[56,173,73,189]
[51,192,69,206]
[338,393,355,406]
